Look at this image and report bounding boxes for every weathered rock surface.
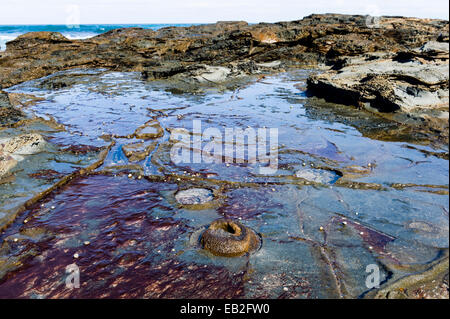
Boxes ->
[307,40,449,142]
[0,14,448,143]
[134,120,164,140]
[0,151,17,178]
[307,42,449,113]
[0,14,448,89]
[122,140,157,162]
[0,133,47,155]
[0,133,47,178]
[0,91,24,125]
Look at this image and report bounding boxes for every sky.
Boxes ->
[0,0,448,25]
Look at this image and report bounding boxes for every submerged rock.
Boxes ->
[307,41,449,138]
[0,133,46,155]
[201,218,261,257]
[175,188,214,205]
[407,221,439,233]
[121,141,157,162]
[134,120,164,140]
[295,168,341,184]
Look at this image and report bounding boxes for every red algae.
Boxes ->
[218,188,283,219]
[0,174,245,298]
[28,169,65,180]
[60,144,102,155]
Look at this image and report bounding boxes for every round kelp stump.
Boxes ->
[201,219,261,257]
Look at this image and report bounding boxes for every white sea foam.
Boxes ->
[62,32,98,40]
[0,34,19,51]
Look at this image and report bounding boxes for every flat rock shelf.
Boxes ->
[0,14,448,299]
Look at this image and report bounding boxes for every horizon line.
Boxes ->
[0,13,448,26]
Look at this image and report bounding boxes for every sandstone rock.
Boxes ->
[0,91,24,125]
[0,133,46,155]
[308,58,448,110]
[0,15,447,89]
[306,41,449,138]
[122,141,157,162]
[0,14,448,143]
[134,120,164,140]
[416,41,449,59]
[5,32,70,51]
[0,151,18,178]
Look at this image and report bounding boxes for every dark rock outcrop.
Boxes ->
[307,42,449,113]
[0,91,24,125]
[307,41,449,142]
[0,14,448,89]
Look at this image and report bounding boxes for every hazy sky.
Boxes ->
[0,0,448,25]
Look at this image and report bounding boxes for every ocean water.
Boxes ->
[0,24,197,51]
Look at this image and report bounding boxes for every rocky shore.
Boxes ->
[0,14,448,299]
[0,91,23,125]
[1,14,448,143]
[307,41,449,144]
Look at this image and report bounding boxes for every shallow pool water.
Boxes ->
[0,68,448,298]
